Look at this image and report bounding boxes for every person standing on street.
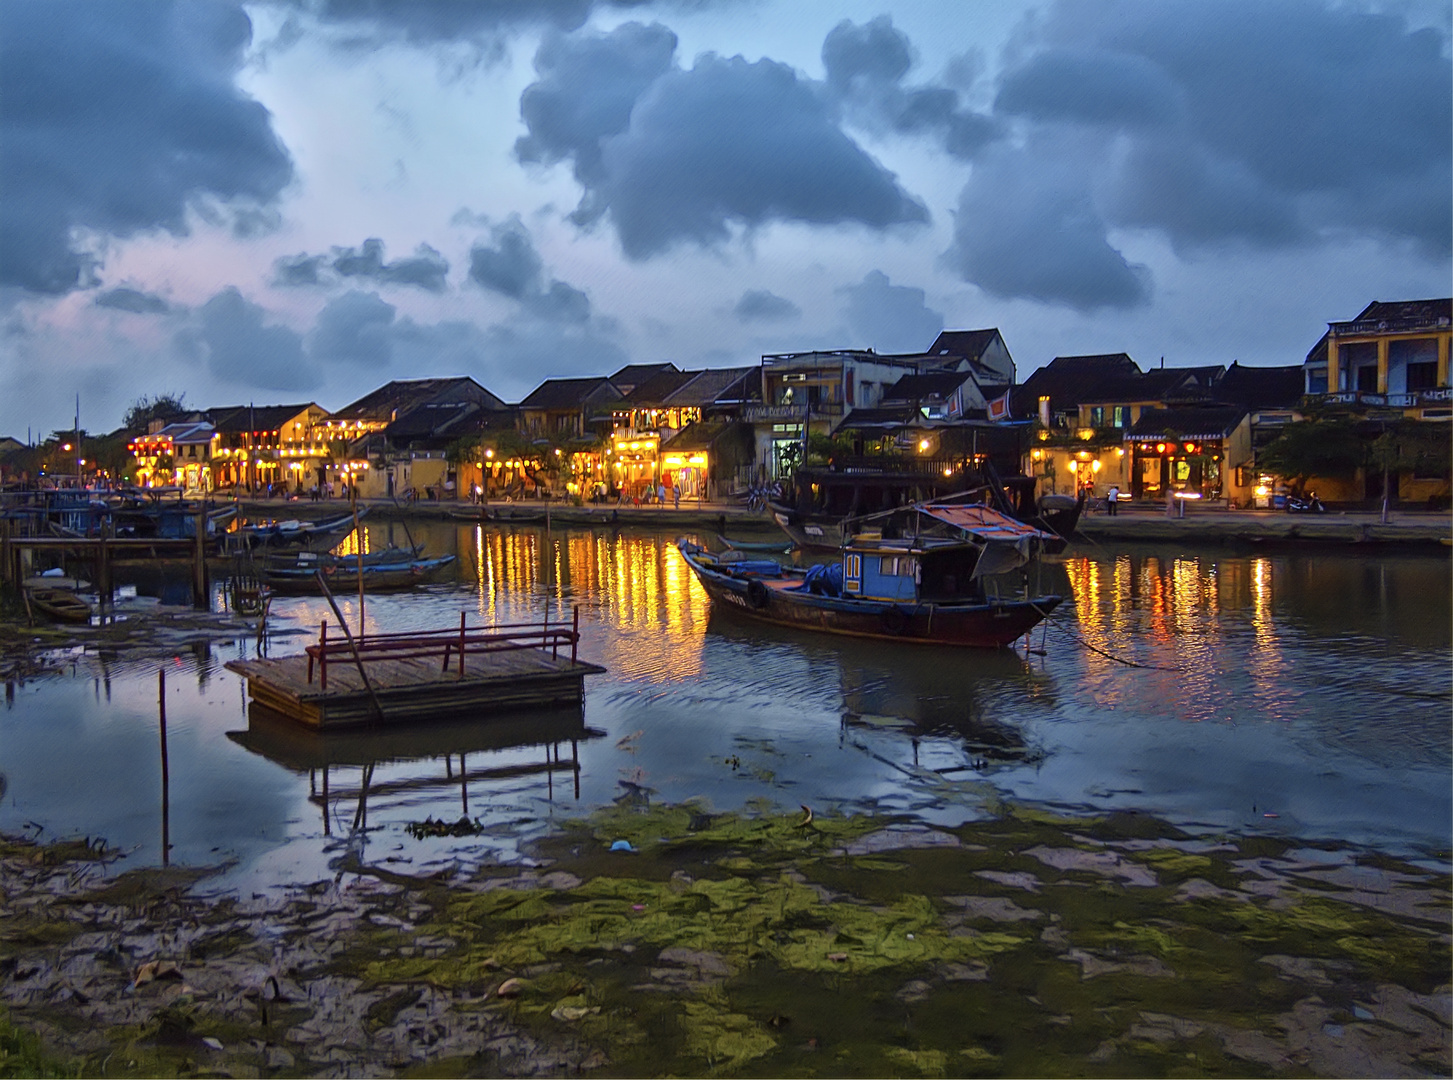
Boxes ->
[1106,484,1119,516]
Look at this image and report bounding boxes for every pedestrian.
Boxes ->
[657,481,667,505]
[672,484,681,510]
[1106,484,1119,516]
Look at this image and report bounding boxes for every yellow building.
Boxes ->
[1310,298,1451,414]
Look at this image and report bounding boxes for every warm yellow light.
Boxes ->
[1031,449,1041,461]
[688,455,706,466]
[485,448,494,459]
[1254,485,1269,497]
[1078,428,1094,440]
[62,443,72,451]
[1116,447,1125,457]
[918,438,930,452]
[1067,460,1078,472]
[1091,460,1102,472]
[554,448,562,456]
[943,467,953,477]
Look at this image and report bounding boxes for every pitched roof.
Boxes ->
[838,406,921,429]
[207,404,319,433]
[610,362,678,394]
[1215,362,1304,410]
[1348,298,1452,325]
[927,329,1001,359]
[330,378,504,422]
[661,419,746,452]
[664,366,759,407]
[881,371,972,404]
[623,368,697,405]
[1127,406,1249,440]
[519,376,622,410]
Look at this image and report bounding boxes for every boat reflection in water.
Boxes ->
[704,609,1052,771]
[228,703,606,835]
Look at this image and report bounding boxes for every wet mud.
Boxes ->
[1,802,1448,1077]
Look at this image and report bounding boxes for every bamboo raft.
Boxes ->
[225,609,605,729]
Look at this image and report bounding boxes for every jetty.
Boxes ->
[225,609,605,729]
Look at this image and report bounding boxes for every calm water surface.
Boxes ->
[3,521,1448,892]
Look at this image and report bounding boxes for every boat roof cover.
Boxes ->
[917,503,1049,540]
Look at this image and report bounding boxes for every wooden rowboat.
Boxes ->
[28,588,93,623]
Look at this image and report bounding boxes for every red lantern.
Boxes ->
[1155,442,1167,454]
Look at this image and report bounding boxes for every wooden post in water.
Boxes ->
[158,668,170,867]
[192,510,208,609]
[458,611,466,677]
[351,485,364,642]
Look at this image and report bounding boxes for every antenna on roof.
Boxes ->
[1160,356,1164,368]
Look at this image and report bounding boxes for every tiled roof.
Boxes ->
[208,404,318,433]
[610,362,679,394]
[1349,298,1452,324]
[838,406,920,428]
[1127,406,1249,440]
[927,329,1000,359]
[330,378,504,421]
[664,366,759,407]
[881,372,972,404]
[662,419,744,452]
[519,377,622,410]
[1215,363,1304,410]
[624,369,697,405]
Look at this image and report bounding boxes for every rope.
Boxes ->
[1028,600,1180,671]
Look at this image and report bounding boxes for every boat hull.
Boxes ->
[681,546,1060,648]
[263,555,456,594]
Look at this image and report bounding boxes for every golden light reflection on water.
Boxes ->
[1062,550,1292,724]
[446,525,706,682]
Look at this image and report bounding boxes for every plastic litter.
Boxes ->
[610,840,635,852]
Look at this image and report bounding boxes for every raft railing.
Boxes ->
[306,607,581,690]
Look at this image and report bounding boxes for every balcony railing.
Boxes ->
[1310,389,1450,408]
[744,403,844,422]
[1330,316,1451,337]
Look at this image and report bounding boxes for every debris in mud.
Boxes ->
[404,815,486,840]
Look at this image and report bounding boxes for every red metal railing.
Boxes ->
[307,606,581,689]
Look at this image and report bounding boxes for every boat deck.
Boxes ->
[226,614,605,729]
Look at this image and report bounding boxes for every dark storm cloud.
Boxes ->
[994,48,1182,128]
[515,24,929,259]
[0,1,293,295]
[467,217,592,324]
[94,288,170,315]
[271,240,449,291]
[943,0,1450,309]
[196,287,318,391]
[309,290,397,368]
[821,16,999,160]
[733,289,800,323]
[331,239,451,292]
[514,22,679,191]
[945,143,1152,312]
[272,254,328,287]
[838,271,944,352]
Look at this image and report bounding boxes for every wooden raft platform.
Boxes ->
[225,611,605,729]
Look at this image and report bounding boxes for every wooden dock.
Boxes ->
[225,611,605,729]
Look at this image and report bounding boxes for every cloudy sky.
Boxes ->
[1,0,1448,438]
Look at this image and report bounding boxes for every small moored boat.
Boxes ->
[28,588,93,623]
[261,554,457,594]
[680,502,1064,648]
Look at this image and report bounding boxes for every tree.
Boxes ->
[1257,420,1365,492]
[123,393,188,432]
[1370,420,1451,520]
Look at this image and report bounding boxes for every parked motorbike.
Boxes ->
[1285,492,1326,513]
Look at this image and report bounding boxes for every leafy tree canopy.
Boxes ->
[1258,420,1365,485]
[123,393,187,431]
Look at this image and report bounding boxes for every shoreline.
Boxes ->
[224,497,1453,549]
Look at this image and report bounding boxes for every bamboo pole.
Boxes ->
[158,668,170,867]
[314,569,385,725]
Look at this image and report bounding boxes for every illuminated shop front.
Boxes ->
[1126,407,1248,503]
[660,450,709,499]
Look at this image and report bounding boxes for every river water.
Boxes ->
[2,521,1448,892]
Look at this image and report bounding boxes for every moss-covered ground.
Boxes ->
[0,801,1448,1077]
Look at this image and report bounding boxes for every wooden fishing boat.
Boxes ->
[680,502,1063,648]
[261,554,457,594]
[715,533,793,553]
[27,587,93,623]
[224,509,366,553]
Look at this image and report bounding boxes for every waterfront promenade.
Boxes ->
[230,494,1453,548]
